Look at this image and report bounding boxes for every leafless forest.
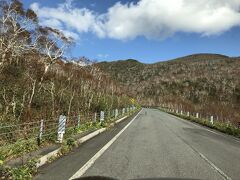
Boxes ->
[98,54,240,125]
[0,0,134,127]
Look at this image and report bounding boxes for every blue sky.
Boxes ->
[23,0,240,63]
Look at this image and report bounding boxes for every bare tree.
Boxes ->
[37,27,73,74]
[0,0,38,66]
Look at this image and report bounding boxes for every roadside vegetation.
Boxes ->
[0,122,102,179]
[0,109,139,179]
[159,108,240,138]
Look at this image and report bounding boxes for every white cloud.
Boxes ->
[30,0,240,40]
[40,18,62,29]
[30,2,99,39]
[97,54,109,58]
[103,0,240,40]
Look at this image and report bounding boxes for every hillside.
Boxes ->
[0,0,135,126]
[97,54,240,124]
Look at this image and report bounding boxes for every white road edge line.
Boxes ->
[197,151,232,180]
[165,112,240,144]
[160,111,232,180]
[69,109,143,180]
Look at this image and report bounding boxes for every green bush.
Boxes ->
[59,145,69,155]
[66,138,77,148]
[0,159,37,180]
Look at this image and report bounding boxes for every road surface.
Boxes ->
[36,109,240,180]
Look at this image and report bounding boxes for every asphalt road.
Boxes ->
[36,109,240,180]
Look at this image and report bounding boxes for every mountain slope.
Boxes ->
[97,54,240,124]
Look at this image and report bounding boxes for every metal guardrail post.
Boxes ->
[94,112,97,122]
[57,115,66,143]
[210,116,214,124]
[115,109,118,118]
[37,119,44,146]
[100,111,104,122]
[196,113,199,118]
[77,115,81,128]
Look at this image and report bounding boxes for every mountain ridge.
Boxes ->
[99,53,239,65]
[96,53,240,124]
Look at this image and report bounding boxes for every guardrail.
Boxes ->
[159,106,240,137]
[160,107,235,126]
[0,106,137,160]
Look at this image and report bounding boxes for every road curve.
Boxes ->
[36,108,240,180]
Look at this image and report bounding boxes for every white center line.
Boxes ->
[69,109,143,180]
